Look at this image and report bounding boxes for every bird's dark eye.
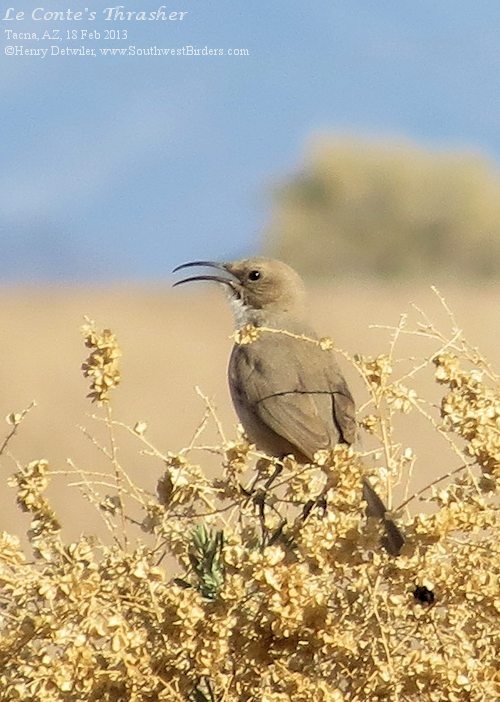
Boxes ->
[248,270,261,281]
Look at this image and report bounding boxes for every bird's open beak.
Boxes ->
[172,260,242,297]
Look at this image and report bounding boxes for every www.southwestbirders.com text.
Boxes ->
[5,45,250,57]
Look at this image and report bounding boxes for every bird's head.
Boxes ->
[173,257,307,325]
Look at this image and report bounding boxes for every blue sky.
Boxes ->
[2,0,500,281]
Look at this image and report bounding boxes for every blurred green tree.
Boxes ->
[266,137,500,280]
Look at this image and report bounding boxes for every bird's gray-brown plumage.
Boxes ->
[173,257,404,555]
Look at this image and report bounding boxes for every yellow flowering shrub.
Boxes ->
[0,302,498,702]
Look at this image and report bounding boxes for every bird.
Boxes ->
[173,257,404,556]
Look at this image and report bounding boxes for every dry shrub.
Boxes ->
[0,300,498,702]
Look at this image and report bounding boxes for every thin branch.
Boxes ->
[0,401,36,458]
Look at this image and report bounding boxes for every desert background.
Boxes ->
[2,3,499,550]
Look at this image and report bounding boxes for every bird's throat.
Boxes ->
[228,295,254,328]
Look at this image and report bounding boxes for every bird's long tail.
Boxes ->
[362,477,405,556]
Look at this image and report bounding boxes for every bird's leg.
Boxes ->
[242,457,272,494]
[302,466,333,521]
[239,457,283,499]
[256,499,289,550]
[263,460,283,489]
[255,491,268,548]
[251,459,284,544]
[238,458,289,550]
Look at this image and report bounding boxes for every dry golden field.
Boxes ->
[0,281,498,543]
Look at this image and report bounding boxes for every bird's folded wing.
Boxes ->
[231,337,357,459]
[257,390,333,460]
